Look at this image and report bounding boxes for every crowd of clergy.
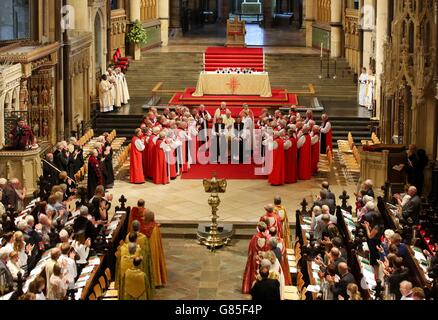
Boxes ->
[114,199,168,300]
[99,67,130,113]
[129,103,333,186]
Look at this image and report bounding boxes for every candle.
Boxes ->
[321,42,323,58]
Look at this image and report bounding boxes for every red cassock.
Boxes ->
[153,139,169,185]
[260,212,283,239]
[311,136,320,175]
[284,136,298,184]
[242,232,268,294]
[268,138,285,186]
[178,129,189,173]
[298,134,312,180]
[130,136,145,184]
[168,146,177,179]
[146,134,157,179]
[268,236,292,286]
[142,134,149,179]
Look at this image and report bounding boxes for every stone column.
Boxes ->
[362,0,375,70]
[304,0,314,48]
[159,0,170,46]
[68,0,89,30]
[375,0,388,121]
[130,0,141,21]
[169,0,182,36]
[129,0,142,60]
[263,0,273,28]
[330,0,342,58]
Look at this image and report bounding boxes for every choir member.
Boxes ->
[242,221,269,294]
[115,67,130,105]
[311,125,321,175]
[239,104,255,121]
[130,129,145,184]
[320,113,333,155]
[146,126,160,180]
[98,75,114,113]
[284,126,297,184]
[358,67,368,107]
[268,131,285,186]
[197,104,211,146]
[297,125,312,181]
[211,117,227,164]
[153,131,170,185]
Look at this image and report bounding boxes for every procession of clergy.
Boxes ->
[129,103,333,185]
[99,67,130,112]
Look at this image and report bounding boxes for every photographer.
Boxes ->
[8,117,36,151]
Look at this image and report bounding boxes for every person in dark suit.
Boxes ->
[401,186,421,224]
[42,153,59,188]
[328,262,356,300]
[250,266,281,301]
[314,190,336,214]
[73,205,97,242]
[387,257,410,299]
[321,181,336,205]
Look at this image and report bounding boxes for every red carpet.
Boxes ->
[169,88,300,112]
[204,47,265,72]
[181,163,267,180]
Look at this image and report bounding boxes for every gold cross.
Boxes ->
[226,77,240,94]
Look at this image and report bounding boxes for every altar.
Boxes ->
[192,71,272,97]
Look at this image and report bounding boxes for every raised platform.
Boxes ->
[169,87,300,115]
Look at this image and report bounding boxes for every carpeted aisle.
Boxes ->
[181,163,267,180]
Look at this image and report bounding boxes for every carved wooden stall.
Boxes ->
[359,144,407,194]
[0,42,60,146]
[344,8,361,75]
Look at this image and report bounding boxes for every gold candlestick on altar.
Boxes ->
[197,172,232,251]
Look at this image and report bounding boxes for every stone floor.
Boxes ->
[109,162,358,224]
[168,23,306,47]
[153,238,251,300]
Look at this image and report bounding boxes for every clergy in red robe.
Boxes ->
[259,204,283,239]
[242,221,269,294]
[153,131,170,185]
[297,125,312,181]
[130,128,145,184]
[268,131,285,186]
[146,127,160,180]
[284,126,298,184]
[128,199,147,233]
[141,128,149,179]
[311,125,321,175]
[320,114,333,155]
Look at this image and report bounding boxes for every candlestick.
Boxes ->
[320,42,323,58]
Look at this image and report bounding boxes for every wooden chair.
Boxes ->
[297,271,305,293]
[98,276,107,292]
[93,283,103,299]
[300,286,308,300]
[88,292,96,300]
[105,268,115,290]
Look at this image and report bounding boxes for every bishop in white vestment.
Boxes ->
[358,68,368,107]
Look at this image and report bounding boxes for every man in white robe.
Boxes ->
[365,70,375,111]
[106,68,121,108]
[115,67,130,104]
[358,67,368,107]
[99,75,114,113]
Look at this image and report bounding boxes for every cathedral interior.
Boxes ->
[0,0,438,302]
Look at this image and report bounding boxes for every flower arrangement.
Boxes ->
[126,20,148,45]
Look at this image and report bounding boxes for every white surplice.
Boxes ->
[358,72,368,106]
[99,80,114,112]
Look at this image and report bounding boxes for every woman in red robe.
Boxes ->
[153,131,170,185]
[268,132,285,186]
[311,125,321,175]
[130,128,145,184]
[284,127,298,184]
[242,222,269,294]
[320,113,333,155]
[297,126,312,180]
